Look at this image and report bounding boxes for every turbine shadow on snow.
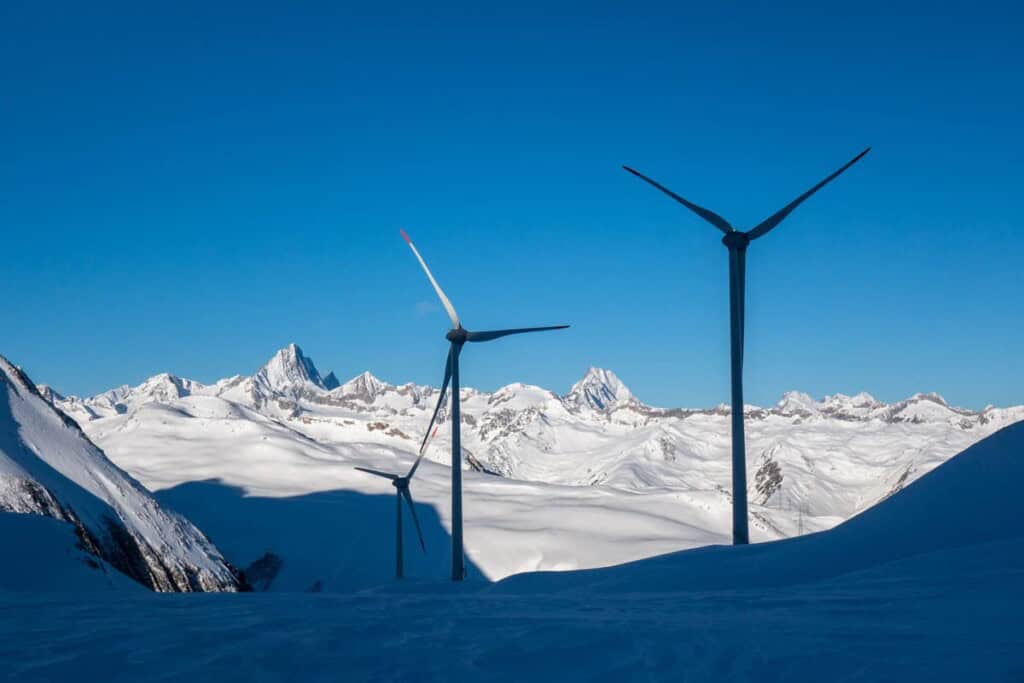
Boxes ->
[157,480,486,592]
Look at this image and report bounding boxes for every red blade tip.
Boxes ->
[399,228,412,244]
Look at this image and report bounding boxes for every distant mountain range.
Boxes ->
[48,343,1023,515]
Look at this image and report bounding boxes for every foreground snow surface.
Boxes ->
[1,538,1021,682]
[2,423,1022,681]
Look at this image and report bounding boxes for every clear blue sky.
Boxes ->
[1,1,1021,409]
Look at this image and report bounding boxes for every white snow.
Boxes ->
[39,344,1023,591]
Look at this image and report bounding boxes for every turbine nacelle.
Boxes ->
[446,327,469,343]
[721,231,751,250]
[354,461,427,562]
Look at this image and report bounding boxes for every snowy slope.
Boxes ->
[0,356,240,592]
[44,344,1023,588]
[496,420,1024,593]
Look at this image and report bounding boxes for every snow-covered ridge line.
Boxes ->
[42,342,1024,502]
[52,345,1020,426]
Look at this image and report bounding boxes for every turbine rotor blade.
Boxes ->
[746,148,871,241]
[407,424,439,481]
[466,325,570,343]
[407,348,454,479]
[622,166,733,235]
[354,466,399,480]
[401,488,426,551]
[400,229,460,329]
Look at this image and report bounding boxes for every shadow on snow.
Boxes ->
[157,479,485,592]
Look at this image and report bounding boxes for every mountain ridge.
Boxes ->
[47,343,1019,425]
[0,355,241,592]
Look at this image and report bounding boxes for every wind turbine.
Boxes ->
[623,148,870,545]
[354,434,433,579]
[401,228,569,581]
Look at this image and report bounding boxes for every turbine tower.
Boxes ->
[354,436,432,579]
[401,229,569,580]
[623,148,870,545]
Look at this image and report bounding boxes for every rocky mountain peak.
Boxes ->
[909,392,949,407]
[35,384,64,404]
[775,391,818,416]
[255,343,325,392]
[338,371,389,403]
[564,367,634,411]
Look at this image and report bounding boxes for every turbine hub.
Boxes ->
[446,327,468,343]
[721,231,750,250]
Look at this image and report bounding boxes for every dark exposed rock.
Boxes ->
[754,450,784,504]
[244,552,284,591]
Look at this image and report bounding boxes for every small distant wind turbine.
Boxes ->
[354,433,434,580]
[623,148,870,545]
[401,228,569,581]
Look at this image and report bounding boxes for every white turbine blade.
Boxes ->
[400,229,460,329]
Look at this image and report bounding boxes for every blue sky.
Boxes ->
[1,1,1021,409]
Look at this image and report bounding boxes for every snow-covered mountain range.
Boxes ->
[53,343,1023,499]
[0,356,241,592]
[33,343,1021,588]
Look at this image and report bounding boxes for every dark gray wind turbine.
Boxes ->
[401,228,569,581]
[355,442,430,580]
[623,148,870,545]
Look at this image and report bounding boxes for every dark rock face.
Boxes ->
[244,552,284,591]
[322,372,341,391]
[880,465,914,503]
[465,451,501,476]
[754,456,784,504]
